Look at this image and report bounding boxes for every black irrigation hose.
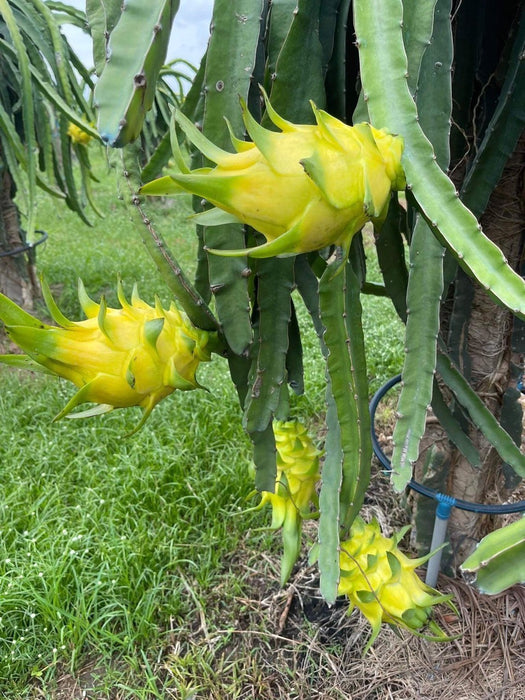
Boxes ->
[369,374,525,515]
[0,229,48,258]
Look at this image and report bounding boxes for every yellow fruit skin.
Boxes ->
[256,420,321,585]
[338,518,453,653]
[140,91,405,258]
[0,279,212,431]
[67,122,92,145]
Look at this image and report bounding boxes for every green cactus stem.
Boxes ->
[353,0,525,322]
[461,517,525,594]
[94,0,179,147]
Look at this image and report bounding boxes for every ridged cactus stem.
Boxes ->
[94,0,179,147]
[318,255,371,603]
[121,158,221,337]
[197,0,265,355]
[353,0,525,320]
[390,0,452,490]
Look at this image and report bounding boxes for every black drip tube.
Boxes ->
[369,374,525,515]
[0,229,48,259]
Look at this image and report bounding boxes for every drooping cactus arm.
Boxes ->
[94,0,179,147]
[86,0,124,77]
[461,517,525,595]
[243,260,295,433]
[318,255,371,603]
[390,0,452,490]
[196,0,264,356]
[353,0,525,321]
[265,0,326,119]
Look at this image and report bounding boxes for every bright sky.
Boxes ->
[62,1,214,70]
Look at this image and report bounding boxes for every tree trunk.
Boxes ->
[0,166,37,315]
[412,135,525,571]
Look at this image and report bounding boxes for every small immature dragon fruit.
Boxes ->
[67,122,93,146]
[254,419,321,585]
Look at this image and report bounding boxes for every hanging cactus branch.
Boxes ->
[94,0,180,147]
[353,0,525,322]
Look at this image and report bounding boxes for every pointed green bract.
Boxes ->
[139,175,189,197]
[0,353,54,375]
[64,403,114,420]
[206,221,303,259]
[53,381,99,421]
[190,208,243,227]
[41,276,75,329]
[175,109,231,164]
[260,85,295,132]
[143,318,165,348]
[240,97,283,168]
[0,291,46,329]
[97,297,110,339]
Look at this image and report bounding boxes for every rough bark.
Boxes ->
[0,167,35,312]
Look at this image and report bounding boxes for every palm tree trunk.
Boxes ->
[0,166,36,315]
[412,135,525,570]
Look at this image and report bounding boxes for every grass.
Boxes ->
[0,147,405,697]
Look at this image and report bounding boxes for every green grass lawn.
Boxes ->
[0,147,404,697]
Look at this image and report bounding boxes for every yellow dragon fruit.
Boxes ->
[338,517,455,653]
[140,89,405,259]
[67,122,93,146]
[254,419,321,585]
[0,278,213,433]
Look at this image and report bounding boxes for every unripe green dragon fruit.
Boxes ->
[254,420,321,585]
[0,278,212,433]
[338,517,454,653]
[140,89,405,259]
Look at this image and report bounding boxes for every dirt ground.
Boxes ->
[158,463,525,700]
[50,461,525,699]
[225,561,525,700]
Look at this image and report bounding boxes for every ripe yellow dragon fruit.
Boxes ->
[0,278,212,433]
[67,122,92,145]
[254,420,321,585]
[338,517,454,653]
[140,89,405,259]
